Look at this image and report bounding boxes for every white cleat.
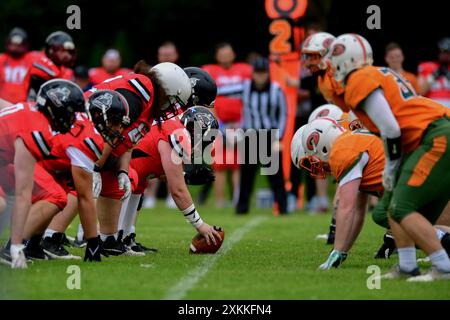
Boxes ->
[407,267,450,282]
[378,265,420,280]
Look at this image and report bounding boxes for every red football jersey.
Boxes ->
[23,55,74,100]
[0,51,43,103]
[39,113,104,174]
[202,63,252,123]
[132,116,190,194]
[89,67,132,86]
[85,73,155,157]
[0,102,54,166]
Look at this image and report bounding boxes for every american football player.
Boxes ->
[23,31,75,102]
[329,33,450,281]
[0,79,83,268]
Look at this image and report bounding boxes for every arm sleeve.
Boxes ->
[66,146,95,173]
[361,89,401,139]
[338,152,369,187]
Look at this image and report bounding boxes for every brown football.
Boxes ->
[189,226,225,254]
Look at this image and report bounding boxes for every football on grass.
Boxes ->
[189,226,225,254]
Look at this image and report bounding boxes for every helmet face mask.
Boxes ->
[87,90,130,148]
[302,32,335,74]
[299,155,329,179]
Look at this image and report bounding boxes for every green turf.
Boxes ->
[1,199,449,300]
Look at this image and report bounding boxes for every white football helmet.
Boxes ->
[302,32,336,70]
[308,104,344,124]
[302,117,346,162]
[329,33,373,83]
[151,62,192,110]
[291,125,308,169]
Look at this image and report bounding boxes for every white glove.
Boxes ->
[118,171,131,201]
[382,158,402,192]
[93,172,102,199]
[10,244,27,269]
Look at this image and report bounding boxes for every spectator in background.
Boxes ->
[236,57,288,215]
[142,41,181,209]
[384,42,419,92]
[157,41,179,64]
[203,42,252,207]
[0,27,42,104]
[418,37,450,108]
[89,49,131,85]
[73,65,92,91]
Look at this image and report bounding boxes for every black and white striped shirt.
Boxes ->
[242,80,287,139]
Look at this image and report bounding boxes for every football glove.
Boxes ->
[318,250,348,270]
[184,165,215,185]
[92,171,102,199]
[118,170,131,201]
[84,236,109,262]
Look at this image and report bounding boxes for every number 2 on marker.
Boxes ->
[269,19,292,54]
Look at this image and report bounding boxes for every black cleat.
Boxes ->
[102,235,126,256]
[24,235,49,260]
[123,233,158,254]
[42,233,81,260]
[375,232,397,259]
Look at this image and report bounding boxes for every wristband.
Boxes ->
[384,136,402,161]
[94,164,101,172]
[117,169,128,176]
[182,204,204,228]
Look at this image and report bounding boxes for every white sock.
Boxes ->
[119,194,141,237]
[398,247,418,272]
[76,224,84,241]
[130,225,136,235]
[100,232,117,242]
[435,229,446,240]
[44,229,57,239]
[429,249,450,272]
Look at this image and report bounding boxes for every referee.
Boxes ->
[236,57,288,214]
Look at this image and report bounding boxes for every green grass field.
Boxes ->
[1,193,449,300]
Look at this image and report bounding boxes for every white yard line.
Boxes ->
[163,216,266,300]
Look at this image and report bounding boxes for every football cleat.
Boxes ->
[407,267,450,282]
[24,235,49,260]
[374,233,397,259]
[102,235,127,256]
[379,265,420,280]
[42,233,81,260]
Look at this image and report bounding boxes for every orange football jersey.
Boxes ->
[329,130,384,195]
[345,66,449,153]
[318,69,348,111]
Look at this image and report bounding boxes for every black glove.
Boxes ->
[84,236,109,262]
[184,165,215,185]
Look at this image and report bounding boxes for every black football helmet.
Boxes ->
[181,106,218,164]
[5,27,29,57]
[183,67,217,109]
[45,31,76,67]
[87,90,131,148]
[36,79,85,134]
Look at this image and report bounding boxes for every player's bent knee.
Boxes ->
[372,207,389,228]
